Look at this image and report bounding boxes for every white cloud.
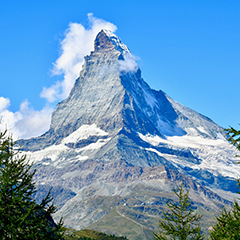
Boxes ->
[118,53,139,73]
[0,98,53,140]
[0,97,10,112]
[40,81,61,103]
[41,13,117,103]
[1,14,118,139]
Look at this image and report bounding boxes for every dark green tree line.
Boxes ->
[0,128,64,239]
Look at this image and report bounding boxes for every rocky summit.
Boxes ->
[19,30,239,240]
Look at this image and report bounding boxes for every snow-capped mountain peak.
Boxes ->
[102,29,129,54]
[94,29,129,55]
[18,29,238,239]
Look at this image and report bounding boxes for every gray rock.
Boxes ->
[17,29,238,239]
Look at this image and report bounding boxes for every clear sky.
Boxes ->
[0,0,239,139]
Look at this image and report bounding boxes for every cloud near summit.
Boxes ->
[118,53,139,73]
[40,13,117,103]
[0,14,120,139]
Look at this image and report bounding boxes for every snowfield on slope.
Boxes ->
[139,132,239,178]
[26,124,111,167]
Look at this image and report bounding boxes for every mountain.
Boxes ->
[19,30,239,240]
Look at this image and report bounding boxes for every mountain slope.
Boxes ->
[18,29,239,240]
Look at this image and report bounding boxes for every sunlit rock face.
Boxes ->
[18,30,238,240]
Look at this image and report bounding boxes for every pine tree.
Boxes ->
[210,201,240,239]
[209,126,240,239]
[0,128,64,239]
[153,183,205,240]
[225,126,240,153]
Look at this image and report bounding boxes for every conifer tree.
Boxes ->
[153,183,205,240]
[210,201,240,239]
[225,126,240,153]
[0,128,64,239]
[209,126,240,239]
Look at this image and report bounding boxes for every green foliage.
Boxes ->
[210,200,240,239]
[0,128,64,239]
[153,183,205,240]
[225,126,240,158]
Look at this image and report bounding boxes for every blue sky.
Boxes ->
[0,1,239,138]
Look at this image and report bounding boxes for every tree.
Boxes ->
[225,126,240,158]
[210,201,240,239]
[0,128,64,239]
[153,183,205,240]
[209,126,240,239]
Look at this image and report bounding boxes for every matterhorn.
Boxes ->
[19,30,239,240]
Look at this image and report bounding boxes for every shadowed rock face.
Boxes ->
[17,30,237,239]
[94,30,116,52]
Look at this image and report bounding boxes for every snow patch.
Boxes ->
[166,135,228,149]
[62,124,108,144]
[76,137,112,153]
[138,132,229,149]
[30,144,69,163]
[138,133,162,146]
[217,132,226,140]
[197,126,209,135]
[185,128,199,136]
[146,148,164,157]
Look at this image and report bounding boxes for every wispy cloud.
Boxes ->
[40,13,117,102]
[1,14,118,139]
[0,97,53,140]
[118,53,139,73]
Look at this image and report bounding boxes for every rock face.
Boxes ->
[19,30,239,240]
